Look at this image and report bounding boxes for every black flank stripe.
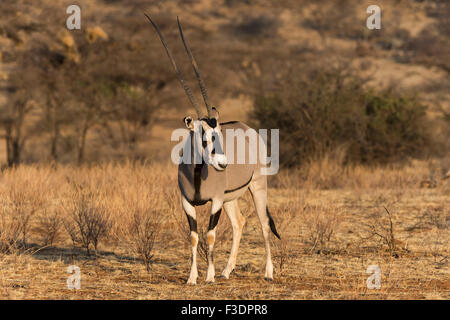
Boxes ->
[220,121,239,125]
[225,173,253,194]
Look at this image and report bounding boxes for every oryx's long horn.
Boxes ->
[144,13,203,119]
[177,16,213,118]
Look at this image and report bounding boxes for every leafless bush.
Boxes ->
[407,206,448,231]
[424,208,449,230]
[34,209,63,247]
[126,208,163,272]
[0,208,22,253]
[166,189,189,241]
[361,207,398,256]
[0,185,45,252]
[195,229,209,264]
[175,209,231,264]
[196,219,232,264]
[300,205,342,254]
[64,193,111,255]
[270,201,300,274]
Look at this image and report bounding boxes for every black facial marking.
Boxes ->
[211,132,224,155]
[201,117,217,128]
[208,118,217,128]
[185,213,197,233]
[208,208,222,230]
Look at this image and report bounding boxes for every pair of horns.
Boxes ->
[145,14,213,119]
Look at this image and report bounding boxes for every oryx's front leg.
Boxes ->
[221,200,245,279]
[206,199,223,283]
[182,195,198,285]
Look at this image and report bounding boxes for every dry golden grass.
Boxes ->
[0,159,448,299]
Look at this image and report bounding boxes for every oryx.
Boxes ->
[145,14,280,284]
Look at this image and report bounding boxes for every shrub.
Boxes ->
[404,29,450,72]
[253,68,433,166]
[126,208,163,272]
[34,209,63,247]
[64,192,111,255]
[300,204,342,254]
[0,209,22,253]
[227,14,279,39]
[361,207,399,257]
[0,184,45,252]
[270,200,300,274]
[302,1,364,40]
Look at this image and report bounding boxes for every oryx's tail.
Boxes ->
[266,207,280,240]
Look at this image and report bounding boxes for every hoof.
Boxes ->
[221,268,235,279]
[264,277,273,282]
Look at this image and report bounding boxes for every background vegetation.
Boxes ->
[0,0,448,167]
[253,67,435,165]
[0,0,448,300]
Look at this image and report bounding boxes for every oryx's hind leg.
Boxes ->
[206,199,223,283]
[249,177,280,280]
[182,195,198,285]
[221,200,246,279]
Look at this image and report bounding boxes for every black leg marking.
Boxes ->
[185,213,197,233]
[208,208,222,231]
[266,207,281,239]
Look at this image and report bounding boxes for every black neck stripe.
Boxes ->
[193,163,204,204]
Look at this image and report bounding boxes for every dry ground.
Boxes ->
[0,160,448,300]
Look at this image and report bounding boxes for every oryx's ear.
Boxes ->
[211,107,219,120]
[184,116,194,130]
